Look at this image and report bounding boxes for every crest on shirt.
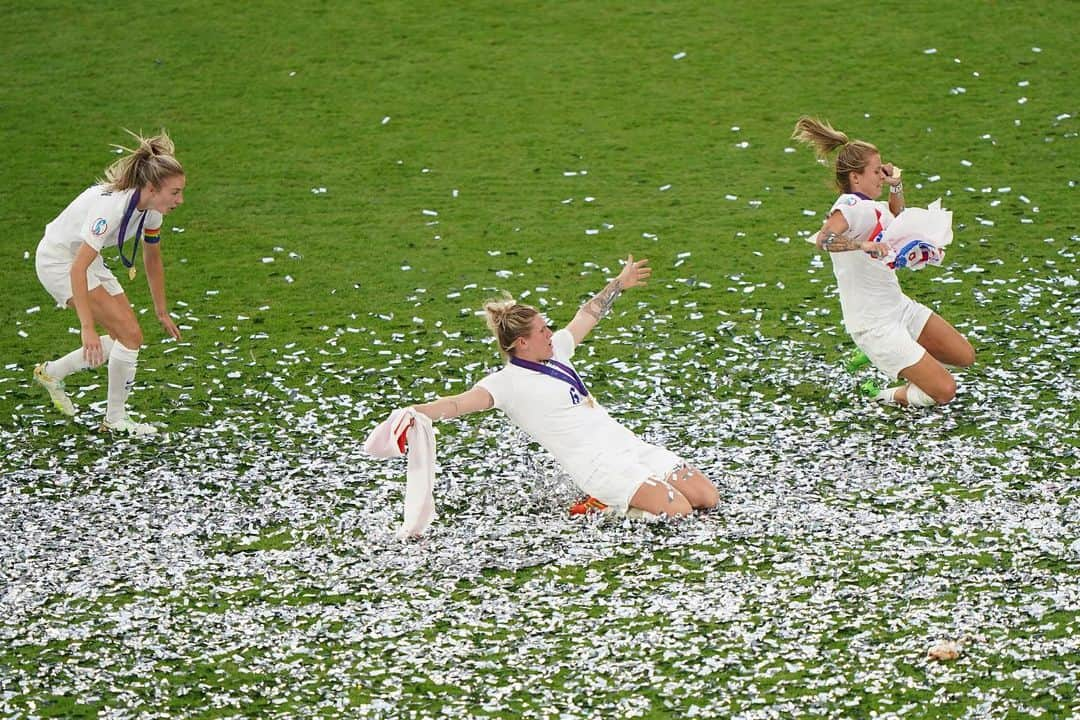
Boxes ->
[91,218,108,236]
[844,196,858,206]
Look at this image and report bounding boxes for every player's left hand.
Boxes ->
[883,163,903,186]
[617,254,651,289]
[159,313,182,341]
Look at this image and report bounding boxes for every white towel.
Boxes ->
[362,407,411,458]
[363,408,438,539]
[879,199,953,271]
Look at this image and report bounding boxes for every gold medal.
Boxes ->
[587,396,594,408]
[128,267,137,281]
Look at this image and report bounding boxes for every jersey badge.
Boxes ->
[91,218,108,236]
[844,196,857,206]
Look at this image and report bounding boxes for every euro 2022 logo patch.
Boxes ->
[844,196,858,206]
[91,218,108,237]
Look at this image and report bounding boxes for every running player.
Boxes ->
[33,130,186,435]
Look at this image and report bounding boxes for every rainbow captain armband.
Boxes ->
[144,226,162,244]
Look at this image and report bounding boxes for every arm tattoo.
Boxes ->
[819,230,864,252]
[582,278,623,320]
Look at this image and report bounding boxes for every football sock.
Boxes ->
[875,386,901,404]
[46,335,116,377]
[105,341,140,424]
[906,383,937,407]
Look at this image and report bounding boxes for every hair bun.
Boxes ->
[482,294,538,358]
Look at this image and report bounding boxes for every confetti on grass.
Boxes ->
[1,263,1078,717]
[3,70,1079,714]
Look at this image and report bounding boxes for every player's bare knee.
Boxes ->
[933,377,957,404]
[631,483,692,518]
[683,479,719,509]
[696,483,720,509]
[117,325,143,349]
[669,467,717,510]
[958,342,976,368]
[664,494,694,518]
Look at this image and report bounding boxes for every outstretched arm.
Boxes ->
[566,255,651,344]
[414,384,494,422]
[813,211,886,258]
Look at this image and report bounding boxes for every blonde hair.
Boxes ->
[99,129,184,191]
[792,116,879,193]
[483,293,539,358]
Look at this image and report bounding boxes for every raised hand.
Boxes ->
[617,254,651,290]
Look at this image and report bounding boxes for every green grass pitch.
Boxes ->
[1,2,1077,718]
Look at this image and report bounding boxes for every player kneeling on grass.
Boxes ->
[792,116,975,407]
[409,255,719,519]
[32,130,186,436]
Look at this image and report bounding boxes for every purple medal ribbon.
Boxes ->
[852,192,872,200]
[116,188,147,269]
[509,356,590,400]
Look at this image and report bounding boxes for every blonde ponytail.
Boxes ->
[792,116,879,193]
[792,116,849,157]
[100,129,184,191]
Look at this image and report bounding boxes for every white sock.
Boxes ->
[906,383,937,407]
[875,386,901,404]
[46,336,116,378]
[106,340,139,423]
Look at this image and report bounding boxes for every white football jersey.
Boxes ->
[39,185,162,261]
[826,193,908,333]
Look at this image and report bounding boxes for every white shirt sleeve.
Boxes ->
[829,195,880,243]
[552,328,575,360]
[145,209,163,234]
[79,192,124,253]
[476,368,510,410]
